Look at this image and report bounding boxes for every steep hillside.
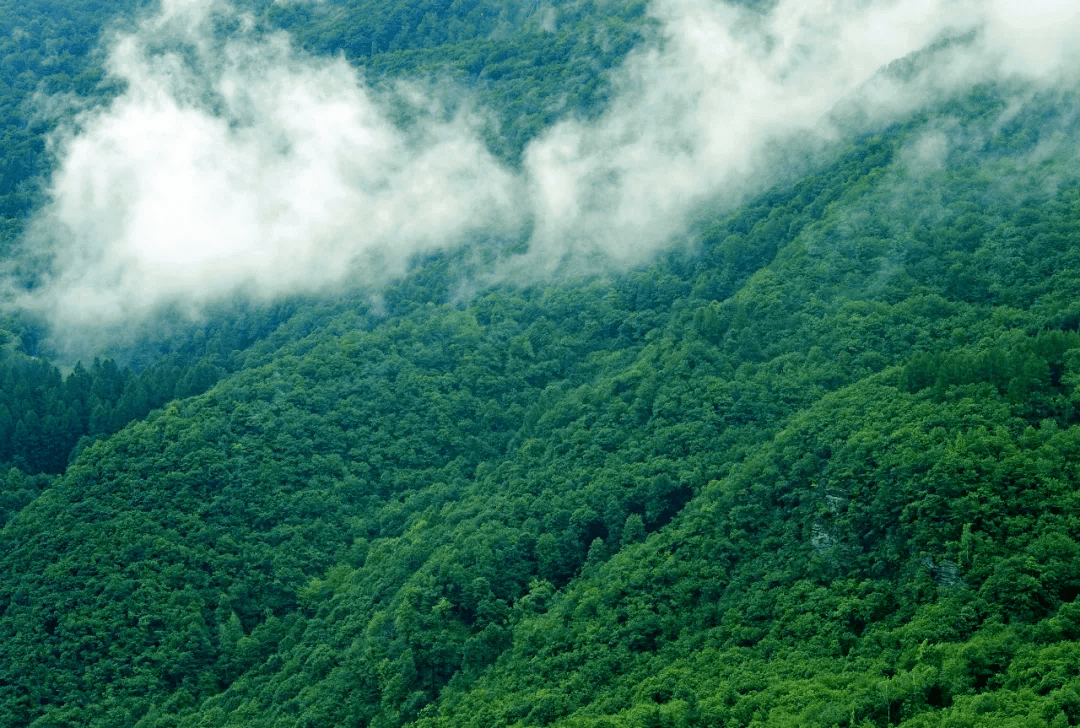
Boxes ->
[1,1,1080,728]
[160,87,1080,728]
[1,75,1079,727]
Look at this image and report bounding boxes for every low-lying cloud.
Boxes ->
[521,0,1080,271]
[20,0,519,330]
[13,0,1080,341]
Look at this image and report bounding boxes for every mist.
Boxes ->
[11,0,1080,344]
[16,0,522,336]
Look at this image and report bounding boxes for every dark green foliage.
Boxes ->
[0,352,229,475]
[264,0,654,161]
[0,0,146,251]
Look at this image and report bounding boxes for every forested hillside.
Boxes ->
[1,1,1080,727]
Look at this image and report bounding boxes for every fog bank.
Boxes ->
[14,0,1080,340]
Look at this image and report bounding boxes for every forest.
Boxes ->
[1,1,1080,727]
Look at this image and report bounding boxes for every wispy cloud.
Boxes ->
[13,0,1080,343]
[518,0,1080,273]
[18,0,520,331]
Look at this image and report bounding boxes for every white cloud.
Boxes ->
[21,0,520,330]
[515,0,1080,274]
[14,0,1080,340]
[980,0,1080,77]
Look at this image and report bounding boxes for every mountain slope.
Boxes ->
[2,2,1080,727]
[2,77,1079,728]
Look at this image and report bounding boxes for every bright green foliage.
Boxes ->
[6,80,1080,726]
[2,2,1080,728]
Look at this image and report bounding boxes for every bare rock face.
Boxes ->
[810,523,837,554]
[922,557,966,588]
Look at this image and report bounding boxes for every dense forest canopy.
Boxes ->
[1,1,1080,727]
